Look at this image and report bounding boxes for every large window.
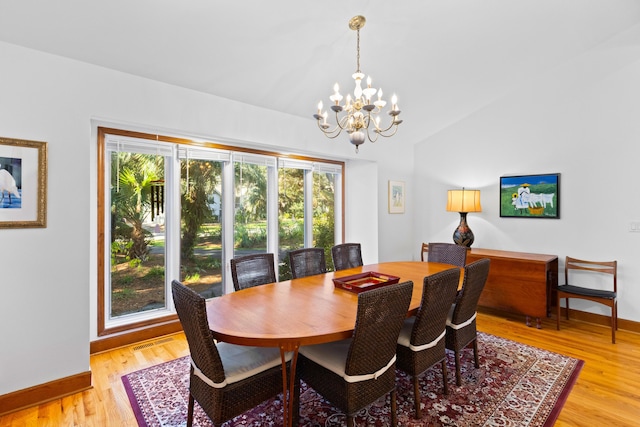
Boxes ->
[233,154,274,259]
[98,128,343,335]
[178,147,227,299]
[278,161,307,280]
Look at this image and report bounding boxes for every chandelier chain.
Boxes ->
[356,28,361,73]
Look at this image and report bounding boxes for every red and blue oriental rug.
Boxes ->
[122,332,583,426]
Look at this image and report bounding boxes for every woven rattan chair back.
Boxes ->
[556,256,618,343]
[346,281,413,377]
[427,242,468,267]
[412,268,461,347]
[445,258,490,385]
[396,268,460,417]
[331,243,363,271]
[230,253,276,291]
[172,280,226,389]
[450,258,490,326]
[288,247,327,279]
[171,280,283,426]
[295,281,413,427]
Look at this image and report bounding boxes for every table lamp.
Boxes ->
[446,188,482,247]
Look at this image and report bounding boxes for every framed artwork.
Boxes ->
[388,180,405,214]
[500,173,559,219]
[0,137,47,228]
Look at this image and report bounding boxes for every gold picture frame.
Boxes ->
[0,137,47,228]
[388,180,405,214]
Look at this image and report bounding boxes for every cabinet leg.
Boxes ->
[536,317,542,329]
[526,316,531,327]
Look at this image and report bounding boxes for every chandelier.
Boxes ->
[313,15,402,153]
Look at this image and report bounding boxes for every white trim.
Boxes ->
[191,359,228,389]
[236,153,277,167]
[178,146,231,162]
[447,312,477,330]
[313,162,343,175]
[343,356,396,383]
[105,134,174,156]
[406,331,445,352]
[279,158,313,170]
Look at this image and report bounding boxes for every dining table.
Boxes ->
[205,261,463,427]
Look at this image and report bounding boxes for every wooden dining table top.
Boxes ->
[206,261,462,348]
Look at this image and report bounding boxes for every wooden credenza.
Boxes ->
[466,248,558,328]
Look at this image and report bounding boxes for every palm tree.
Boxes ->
[112,152,162,260]
[235,162,268,223]
[181,159,219,261]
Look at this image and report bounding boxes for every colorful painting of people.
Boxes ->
[500,174,559,218]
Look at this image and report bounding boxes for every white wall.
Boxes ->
[414,24,640,322]
[374,143,417,262]
[344,159,379,265]
[3,17,639,399]
[0,41,380,396]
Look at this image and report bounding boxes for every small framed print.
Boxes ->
[0,137,47,228]
[388,180,405,214]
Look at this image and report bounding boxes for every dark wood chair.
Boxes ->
[230,252,276,291]
[171,280,289,426]
[420,242,429,261]
[331,243,363,271]
[396,267,460,418]
[556,256,618,343]
[445,258,490,385]
[295,281,414,427]
[288,247,327,279]
[427,242,468,267]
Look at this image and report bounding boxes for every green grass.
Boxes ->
[500,184,557,218]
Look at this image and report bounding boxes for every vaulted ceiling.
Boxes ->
[1,1,638,145]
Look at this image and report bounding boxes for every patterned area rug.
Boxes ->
[122,332,583,427]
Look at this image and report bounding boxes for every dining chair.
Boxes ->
[420,242,429,261]
[427,242,468,267]
[331,243,363,271]
[171,280,290,426]
[556,256,617,343]
[295,281,414,427]
[288,247,327,279]
[396,267,461,418]
[445,257,490,385]
[230,252,277,291]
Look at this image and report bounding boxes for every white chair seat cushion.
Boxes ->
[217,342,291,385]
[300,339,351,377]
[300,339,395,383]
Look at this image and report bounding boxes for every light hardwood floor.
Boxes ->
[2,310,639,426]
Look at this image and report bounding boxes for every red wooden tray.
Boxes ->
[333,271,401,294]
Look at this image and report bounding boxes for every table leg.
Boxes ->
[280,343,300,427]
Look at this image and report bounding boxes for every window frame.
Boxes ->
[97,127,344,337]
